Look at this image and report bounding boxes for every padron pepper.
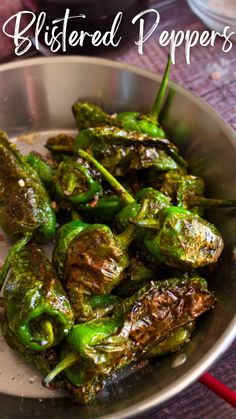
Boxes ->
[78,150,224,270]
[43,277,215,404]
[72,56,172,138]
[3,243,74,351]
[78,194,123,222]
[134,206,224,269]
[74,126,187,176]
[0,312,63,384]
[115,187,171,231]
[46,133,75,155]
[0,132,56,243]
[53,220,121,321]
[53,219,89,279]
[53,160,103,205]
[26,151,54,188]
[144,322,195,359]
[53,196,148,322]
[159,171,236,214]
[62,220,139,322]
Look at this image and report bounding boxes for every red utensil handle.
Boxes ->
[199,372,236,408]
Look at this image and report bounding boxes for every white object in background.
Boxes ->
[187,0,236,35]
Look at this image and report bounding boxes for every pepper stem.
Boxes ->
[78,149,135,205]
[131,219,161,230]
[116,199,150,249]
[188,196,236,208]
[42,351,79,387]
[0,233,32,289]
[159,87,175,125]
[149,55,172,121]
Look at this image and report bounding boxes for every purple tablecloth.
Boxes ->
[0,0,236,417]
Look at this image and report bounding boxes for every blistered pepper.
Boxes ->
[0,312,62,381]
[53,160,103,205]
[78,150,224,270]
[160,171,236,214]
[26,151,54,187]
[3,244,74,351]
[72,56,172,139]
[43,277,215,404]
[74,126,187,176]
[78,195,123,222]
[0,132,56,243]
[135,206,224,269]
[46,133,75,155]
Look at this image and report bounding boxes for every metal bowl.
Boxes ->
[0,57,235,418]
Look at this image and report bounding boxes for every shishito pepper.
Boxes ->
[0,312,63,382]
[116,187,171,231]
[43,277,215,404]
[144,322,195,359]
[26,151,54,188]
[53,220,89,280]
[3,243,74,351]
[72,56,172,139]
[160,170,236,213]
[74,126,187,176]
[53,160,103,205]
[53,194,147,322]
[0,132,56,242]
[78,150,224,269]
[46,133,75,155]
[63,221,136,322]
[78,195,123,222]
[135,206,224,269]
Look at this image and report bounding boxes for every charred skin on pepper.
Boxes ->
[3,244,74,351]
[74,126,187,176]
[0,131,56,243]
[43,277,215,403]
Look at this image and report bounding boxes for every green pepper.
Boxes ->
[43,277,215,404]
[53,160,103,205]
[116,187,171,231]
[52,217,132,322]
[144,322,195,359]
[74,126,187,176]
[72,56,172,139]
[0,132,56,243]
[72,102,112,130]
[3,243,74,351]
[53,189,147,321]
[114,254,158,297]
[0,312,63,384]
[52,220,89,279]
[160,171,236,213]
[26,151,54,187]
[46,133,75,155]
[78,195,123,222]
[78,150,224,270]
[64,222,135,322]
[135,206,224,269]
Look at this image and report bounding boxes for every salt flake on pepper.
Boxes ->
[18,179,25,187]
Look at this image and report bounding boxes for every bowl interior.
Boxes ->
[0,57,235,419]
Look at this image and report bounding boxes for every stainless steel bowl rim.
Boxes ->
[0,56,236,419]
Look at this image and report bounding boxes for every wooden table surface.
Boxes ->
[0,0,236,417]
